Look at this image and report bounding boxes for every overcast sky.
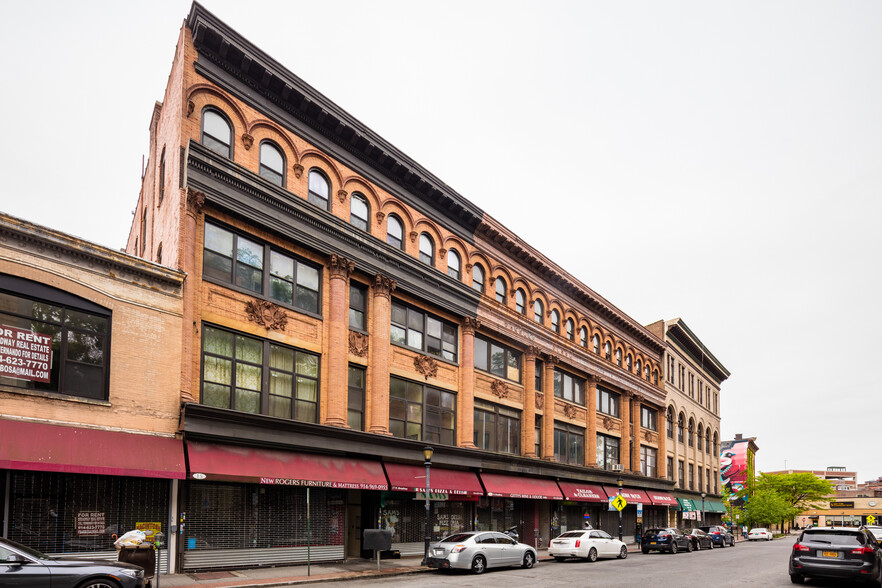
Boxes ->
[2,1,880,482]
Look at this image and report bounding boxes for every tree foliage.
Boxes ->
[741,488,793,527]
[754,472,834,511]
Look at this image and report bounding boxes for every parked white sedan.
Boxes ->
[549,529,628,562]
[748,527,773,541]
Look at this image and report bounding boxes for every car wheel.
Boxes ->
[694,540,701,551]
[554,556,566,562]
[471,555,486,574]
[670,542,678,554]
[618,545,628,559]
[78,580,122,588]
[790,574,805,584]
[587,547,598,562]
[686,541,694,552]
[641,547,649,555]
[522,551,535,569]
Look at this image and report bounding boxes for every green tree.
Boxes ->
[754,472,834,511]
[742,488,791,528]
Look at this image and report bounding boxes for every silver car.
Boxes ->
[426,531,537,574]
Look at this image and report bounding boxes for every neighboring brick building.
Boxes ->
[646,318,730,526]
[121,2,695,571]
[0,211,185,568]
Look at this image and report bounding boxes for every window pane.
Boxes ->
[390,397,406,420]
[426,317,442,339]
[295,285,319,313]
[407,403,422,423]
[236,237,264,269]
[203,111,230,144]
[405,423,421,440]
[507,353,520,381]
[391,303,406,326]
[390,325,406,344]
[236,336,263,364]
[235,388,260,413]
[202,382,230,408]
[203,250,232,282]
[236,363,262,392]
[270,276,293,304]
[236,264,263,293]
[440,391,455,410]
[270,345,294,371]
[66,331,103,365]
[490,344,505,376]
[390,378,406,398]
[406,382,422,403]
[260,143,283,173]
[269,396,291,418]
[474,338,488,371]
[270,251,294,280]
[294,401,316,423]
[351,196,369,229]
[297,263,319,291]
[203,356,232,385]
[296,353,318,377]
[205,224,233,255]
[270,371,293,398]
[203,327,233,356]
[296,376,317,402]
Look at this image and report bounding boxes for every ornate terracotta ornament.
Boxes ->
[409,231,418,243]
[242,133,254,150]
[601,415,619,431]
[375,211,386,226]
[245,299,288,331]
[293,163,304,178]
[535,393,543,410]
[186,100,195,117]
[373,274,396,299]
[465,263,473,273]
[491,379,509,399]
[186,187,206,213]
[545,354,559,366]
[414,355,438,380]
[643,430,655,443]
[526,345,542,359]
[439,247,447,257]
[349,331,368,357]
[563,404,578,419]
[329,255,354,279]
[337,189,348,203]
[461,317,481,335]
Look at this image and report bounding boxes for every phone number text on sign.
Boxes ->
[0,325,52,383]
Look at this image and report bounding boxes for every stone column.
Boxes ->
[620,391,631,471]
[657,404,667,480]
[585,375,598,467]
[631,395,643,472]
[323,255,354,427]
[368,274,396,435]
[181,188,205,403]
[458,317,479,448]
[522,346,540,457]
[542,356,558,460]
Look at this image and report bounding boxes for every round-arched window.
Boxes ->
[386,215,404,249]
[495,277,506,303]
[201,109,232,158]
[308,170,330,210]
[419,233,434,265]
[447,249,461,280]
[472,264,485,293]
[259,141,284,186]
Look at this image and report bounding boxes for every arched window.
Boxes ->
[307,169,330,210]
[158,147,166,202]
[550,310,560,333]
[350,193,369,231]
[590,334,598,354]
[472,264,485,293]
[688,418,695,447]
[713,431,719,454]
[386,215,404,249]
[533,299,544,324]
[259,141,284,186]
[495,277,506,303]
[565,318,574,340]
[580,326,587,347]
[635,359,642,375]
[515,289,526,314]
[644,365,650,380]
[666,407,674,438]
[419,233,434,265]
[705,429,711,453]
[697,424,704,447]
[604,342,611,360]
[653,370,659,385]
[677,413,685,442]
[201,108,232,158]
[626,354,633,371]
[616,348,622,366]
[447,249,461,280]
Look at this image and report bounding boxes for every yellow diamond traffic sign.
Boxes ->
[611,495,628,511]
[868,515,877,525]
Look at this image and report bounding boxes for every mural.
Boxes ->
[720,439,750,501]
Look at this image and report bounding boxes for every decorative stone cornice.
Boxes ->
[414,355,438,380]
[328,254,354,280]
[348,331,368,357]
[491,379,509,399]
[461,317,481,335]
[372,274,396,298]
[187,187,206,213]
[245,299,288,331]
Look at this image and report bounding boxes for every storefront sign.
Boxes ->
[0,325,52,382]
[76,511,105,536]
[830,501,854,508]
[136,522,162,538]
[571,487,604,501]
[259,477,386,490]
[416,492,449,501]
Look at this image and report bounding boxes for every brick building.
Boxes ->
[121,2,699,571]
[0,212,185,568]
[646,319,729,525]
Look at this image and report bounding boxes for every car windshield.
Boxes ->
[803,531,864,546]
[645,528,667,534]
[558,531,585,538]
[438,533,474,543]
[1,539,49,560]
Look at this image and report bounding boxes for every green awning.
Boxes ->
[705,501,727,513]
[677,498,697,511]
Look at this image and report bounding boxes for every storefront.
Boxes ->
[645,490,678,528]
[479,472,562,547]
[1,420,185,572]
[556,482,607,535]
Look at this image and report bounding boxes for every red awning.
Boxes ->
[557,481,608,502]
[383,462,483,496]
[646,490,678,506]
[603,486,651,504]
[480,472,563,500]
[0,420,186,479]
[187,441,388,490]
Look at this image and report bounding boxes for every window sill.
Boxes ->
[0,386,111,406]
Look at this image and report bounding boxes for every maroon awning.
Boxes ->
[602,486,651,504]
[0,419,186,479]
[557,481,608,502]
[186,441,388,490]
[383,463,483,496]
[646,490,678,506]
[480,472,563,500]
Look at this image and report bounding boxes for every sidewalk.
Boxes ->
[155,545,646,588]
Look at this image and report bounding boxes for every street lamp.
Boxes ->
[701,492,707,525]
[422,446,434,566]
[617,474,623,542]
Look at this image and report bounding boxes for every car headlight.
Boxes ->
[115,568,144,578]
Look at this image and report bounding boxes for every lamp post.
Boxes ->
[701,492,706,525]
[617,474,623,542]
[422,446,434,566]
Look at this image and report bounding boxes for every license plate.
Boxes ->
[433,549,444,555]
[822,551,839,558]
[650,542,657,545]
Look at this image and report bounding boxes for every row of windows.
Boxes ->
[199,107,658,389]
[668,352,719,415]
[665,407,720,454]
[669,458,719,494]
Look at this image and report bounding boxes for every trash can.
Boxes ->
[118,543,155,580]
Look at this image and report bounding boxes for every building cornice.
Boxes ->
[665,318,730,383]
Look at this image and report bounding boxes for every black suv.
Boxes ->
[642,527,693,554]
[699,525,735,548]
[789,526,882,585]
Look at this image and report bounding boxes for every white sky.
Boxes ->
[2,1,880,481]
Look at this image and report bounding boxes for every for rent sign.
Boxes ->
[76,511,106,536]
[0,325,52,382]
